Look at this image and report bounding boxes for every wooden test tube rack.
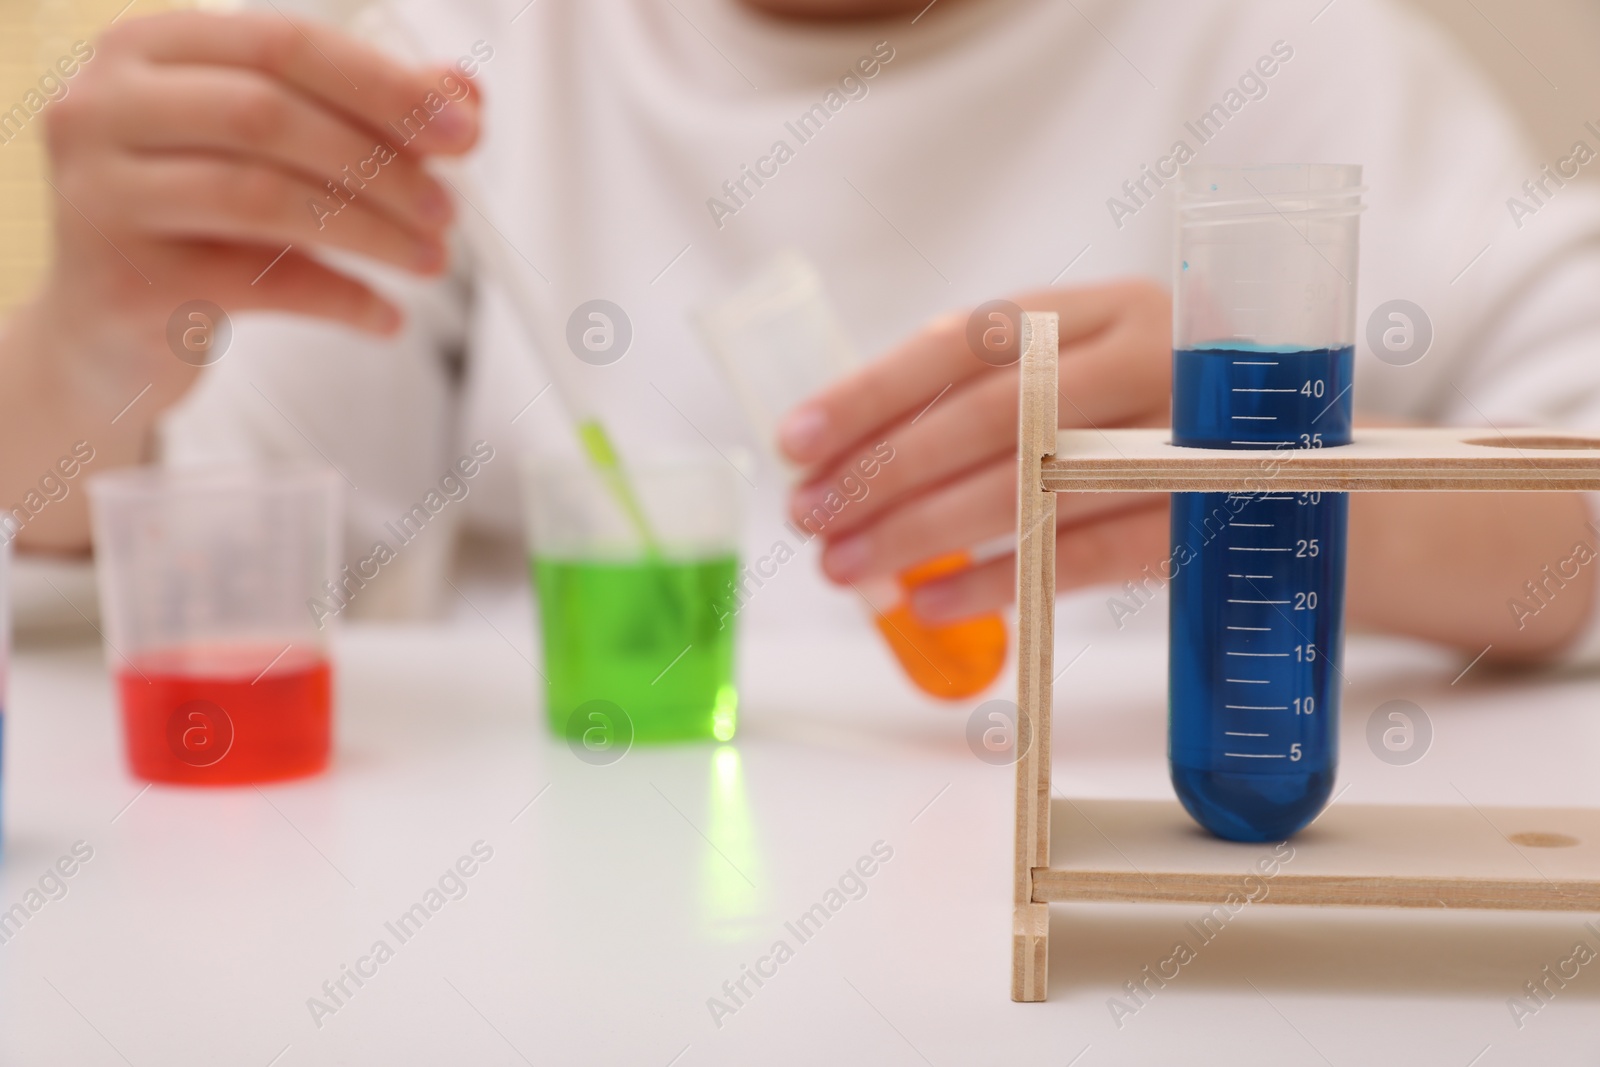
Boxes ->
[1012,311,1600,1002]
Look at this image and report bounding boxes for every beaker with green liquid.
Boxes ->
[523,458,741,745]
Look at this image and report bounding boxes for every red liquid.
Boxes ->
[116,643,333,785]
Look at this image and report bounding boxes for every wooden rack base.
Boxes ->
[1011,311,1600,1002]
[1046,799,1600,911]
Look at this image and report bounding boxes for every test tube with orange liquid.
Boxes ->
[697,254,1007,700]
[871,552,1007,700]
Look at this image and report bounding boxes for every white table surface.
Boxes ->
[2,580,1599,1067]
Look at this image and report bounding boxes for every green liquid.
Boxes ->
[534,554,739,744]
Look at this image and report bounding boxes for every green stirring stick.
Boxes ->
[576,417,687,625]
[576,418,661,559]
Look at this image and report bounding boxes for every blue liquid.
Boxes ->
[1168,345,1352,842]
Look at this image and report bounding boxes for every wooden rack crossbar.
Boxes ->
[1032,871,1600,910]
[1011,311,1600,1002]
[1043,427,1600,493]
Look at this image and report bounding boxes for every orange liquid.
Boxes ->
[116,643,332,785]
[875,554,1007,700]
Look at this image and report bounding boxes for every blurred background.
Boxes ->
[3,0,1598,318]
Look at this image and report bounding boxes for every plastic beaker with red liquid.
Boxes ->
[89,467,339,785]
[0,539,9,843]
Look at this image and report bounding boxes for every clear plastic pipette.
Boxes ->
[355,5,660,555]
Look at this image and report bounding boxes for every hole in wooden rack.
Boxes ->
[1462,435,1600,450]
[1508,831,1580,849]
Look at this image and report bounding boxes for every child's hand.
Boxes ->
[0,10,484,551]
[780,279,1172,623]
[35,10,481,408]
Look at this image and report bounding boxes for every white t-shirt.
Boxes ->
[160,0,1600,652]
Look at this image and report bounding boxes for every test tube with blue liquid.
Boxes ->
[1168,164,1363,842]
